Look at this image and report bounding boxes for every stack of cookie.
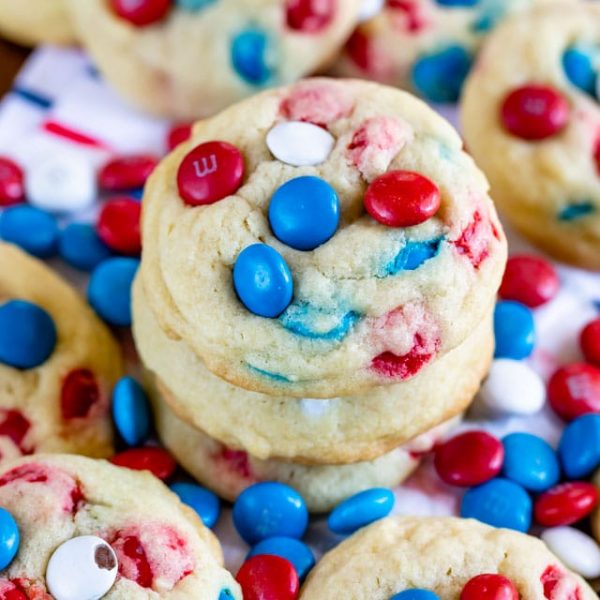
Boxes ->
[132,77,507,512]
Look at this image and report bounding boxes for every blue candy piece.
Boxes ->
[558,201,595,221]
[411,45,472,103]
[0,508,19,570]
[384,238,443,276]
[176,0,216,10]
[328,488,395,536]
[219,590,235,600]
[246,363,291,383]
[0,300,57,369]
[559,414,600,479]
[460,478,532,533]
[87,257,139,327]
[231,28,274,85]
[112,376,151,446]
[269,176,340,251]
[502,432,560,492]
[279,302,360,342]
[59,223,112,271]
[389,591,440,600]
[247,536,315,580]
[435,0,478,5]
[232,481,308,545]
[170,482,221,529]
[0,205,58,258]
[493,301,535,360]
[233,244,293,318]
[563,47,597,97]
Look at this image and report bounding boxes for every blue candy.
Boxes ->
[112,376,151,446]
[269,176,340,251]
[389,591,440,600]
[0,300,57,369]
[233,244,293,318]
[328,488,395,536]
[0,508,19,570]
[563,47,597,97]
[383,238,443,276]
[558,201,595,221]
[0,205,58,258]
[170,482,221,529]
[435,0,478,5]
[232,482,308,545]
[59,223,112,271]
[502,432,560,492]
[461,478,532,532]
[559,414,600,479]
[219,590,235,600]
[411,45,472,103]
[176,0,217,10]
[279,302,360,342]
[87,257,139,326]
[231,28,274,85]
[493,301,535,360]
[247,536,315,580]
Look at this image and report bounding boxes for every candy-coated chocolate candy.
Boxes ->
[502,433,560,492]
[0,205,58,258]
[0,300,56,369]
[248,537,314,581]
[231,28,274,85]
[327,488,394,535]
[0,156,24,206]
[460,574,518,600]
[110,0,171,26]
[233,482,308,545]
[498,255,559,308]
[364,170,440,228]
[170,482,221,529]
[233,244,293,318]
[111,447,176,481]
[87,257,139,326]
[0,508,19,570]
[547,363,600,421]
[236,555,299,600]
[266,122,335,167]
[389,591,439,600]
[99,155,158,191]
[112,377,151,446]
[269,176,339,251]
[177,141,244,206]
[559,414,600,478]
[541,527,600,579]
[534,482,598,527]
[478,359,545,416]
[97,197,142,256]
[460,478,532,533]
[167,122,192,151]
[219,590,235,600]
[46,536,118,600]
[580,317,600,367]
[501,84,570,140]
[286,0,335,32]
[562,47,597,97]
[493,301,535,360]
[434,431,504,487]
[61,369,100,420]
[59,223,112,271]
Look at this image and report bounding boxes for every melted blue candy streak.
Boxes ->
[246,364,292,383]
[279,303,361,342]
[381,238,443,277]
[558,202,596,221]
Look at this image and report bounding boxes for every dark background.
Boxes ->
[0,39,29,94]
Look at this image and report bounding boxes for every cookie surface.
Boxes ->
[139,78,506,397]
[0,454,241,598]
[300,516,597,599]
[0,243,121,465]
[67,0,362,119]
[461,2,600,269]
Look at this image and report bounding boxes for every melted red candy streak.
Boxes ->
[119,535,154,589]
[0,409,31,454]
[372,332,439,379]
[451,210,491,269]
[541,566,582,600]
[218,448,254,480]
[286,0,335,33]
[61,369,101,420]
[387,0,428,33]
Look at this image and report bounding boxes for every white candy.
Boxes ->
[542,527,600,579]
[46,535,118,600]
[358,0,385,21]
[26,154,96,213]
[478,359,545,416]
[266,121,335,167]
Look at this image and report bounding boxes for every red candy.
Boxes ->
[236,555,299,600]
[0,409,31,454]
[99,154,158,191]
[460,574,519,600]
[501,84,570,141]
[0,157,24,207]
[364,170,440,228]
[434,431,504,487]
[110,0,171,26]
[114,535,153,588]
[167,123,193,151]
[286,0,335,33]
[97,197,142,255]
[111,447,177,481]
[0,580,28,600]
[61,369,101,420]
[534,482,598,527]
[547,363,600,421]
[594,137,600,175]
[345,30,375,72]
[541,565,582,600]
[499,255,559,308]
[372,333,437,380]
[580,318,600,367]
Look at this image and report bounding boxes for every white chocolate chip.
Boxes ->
[266,121,335,167]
